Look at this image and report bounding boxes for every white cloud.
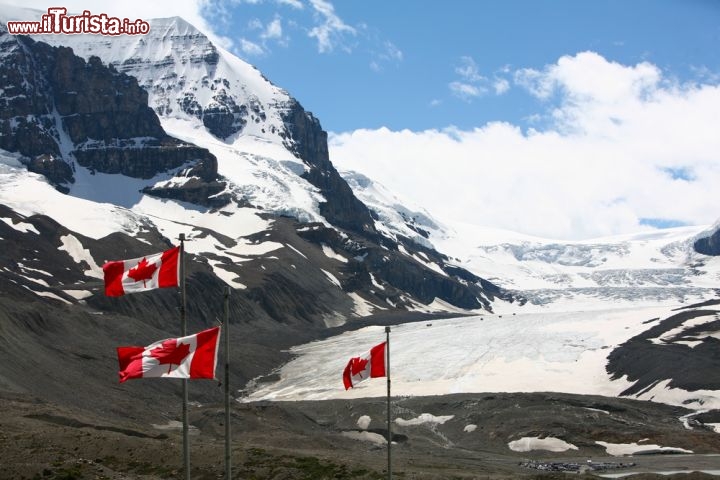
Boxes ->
[493,78,510,95]
[369,40,403,72]
[307,0,356,53]
[450,56,509,101]
[456,56,485,82]
[262,17,283,40]
[277,0,303,8]
[449,81,484,101]
[330,53,720,239]
[239,37,265,55]
[382,41,403,62]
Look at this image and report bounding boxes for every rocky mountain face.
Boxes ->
[0,28,223,205]
[607,299,720,396]
[694,224,720,256]
[280,99,377,236]
[32,16,379,238]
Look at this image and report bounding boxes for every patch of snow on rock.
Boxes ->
[595,441,693,456]
[357,415,371,430]
[395,413,454,426]
[341,431,386,445]
[508,436,578,453]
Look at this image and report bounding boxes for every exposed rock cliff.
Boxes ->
[0,29,223,202]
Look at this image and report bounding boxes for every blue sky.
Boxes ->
[5,0,720,238]
[200,0,720,133]
[208,0,720,238]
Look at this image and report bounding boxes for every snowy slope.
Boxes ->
[341,169,444,249]
[0,148,274,261]
[245,304,720,410]
[0,8,318,280]
[434,222,720,309]
[6,8,325,224]
[341,170,720,309]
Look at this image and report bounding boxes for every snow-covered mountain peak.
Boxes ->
[29,13,291,145]
[0,6,331,225]
[341,169,445,249]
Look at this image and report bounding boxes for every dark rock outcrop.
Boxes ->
[142,177,229,208]
[296,223,515,310]
[694,226,720,256]
[607,300,720,396]
[73,137,216,180]
[280,99,377,237]
[25,154,74,192]
[0,31,226,206]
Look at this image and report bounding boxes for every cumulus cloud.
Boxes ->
[330,52,720,239]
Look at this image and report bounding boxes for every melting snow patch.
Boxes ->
[595,441,693,456]
[707,423,720,434]
[1,217,39,234]
[286,244,307,259]
[21,275,50,287]
[321,269,342,288]
[233,240,283,257]
[31,290,71,304]
[395,413,454,426]
[583,407,610,415]
[508,437,578,453]
[322,243,348,263]
[17,263,52,277]
[59,234,103,279]
[342,431,386,445]
[650,315,717,345]
[348,292,383,317]
[357,415,371,430]
[151,420,199,435]
[464,424,477,433]
[64,289,93,300]
[369,273,385,290]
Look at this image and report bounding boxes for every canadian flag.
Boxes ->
[103,246,179,297]
[117,326,220,383]
[343,341,387,390]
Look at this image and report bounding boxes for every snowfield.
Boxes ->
[244,305,720,410]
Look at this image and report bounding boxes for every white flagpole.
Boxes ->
[179,233,190,480]
[385,325,391,480]
[224,286,231,480]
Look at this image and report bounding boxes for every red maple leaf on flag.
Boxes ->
[150,339,191,373]
[128,257,157,287]
[350,357,369,377]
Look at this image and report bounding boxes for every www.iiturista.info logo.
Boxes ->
[6,7,150,35]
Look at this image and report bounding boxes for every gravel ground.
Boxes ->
[2,390,720,479]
